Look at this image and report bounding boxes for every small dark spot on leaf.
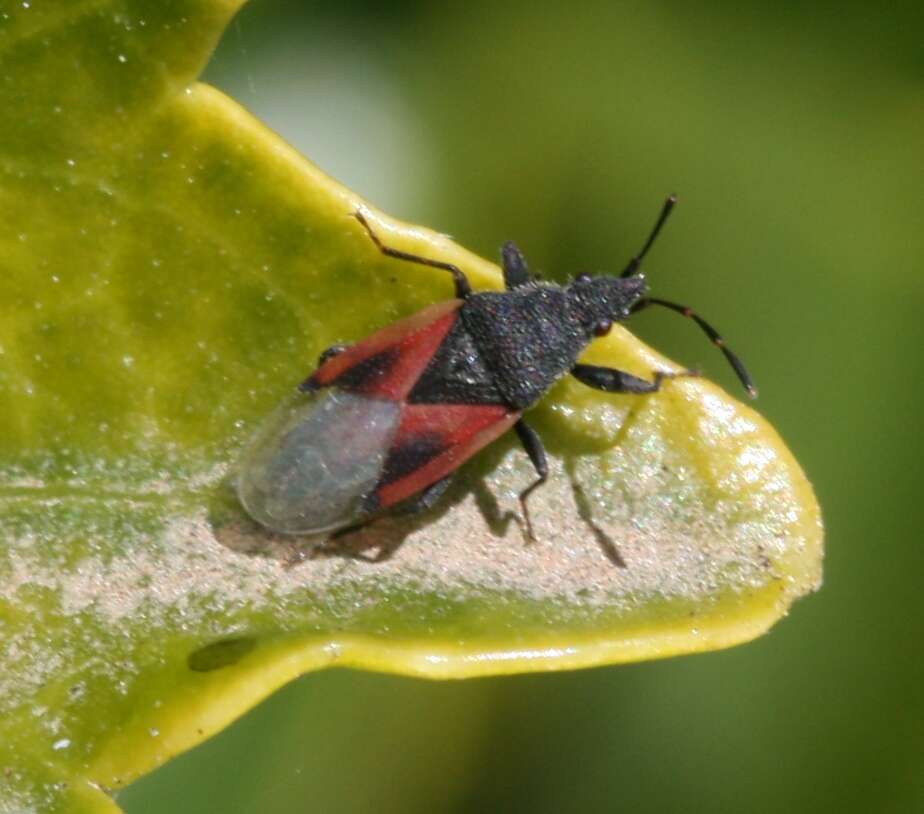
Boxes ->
[188,637,257,672]
[757,543,772,569]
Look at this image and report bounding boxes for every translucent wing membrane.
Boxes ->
[237,389,402,534]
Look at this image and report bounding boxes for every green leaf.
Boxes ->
[0,1,823,811]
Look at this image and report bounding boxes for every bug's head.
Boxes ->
[570,194,758,398]
[567,194,677,337]
[568,274,648,338]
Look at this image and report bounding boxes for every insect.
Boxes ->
[237,196,755,541]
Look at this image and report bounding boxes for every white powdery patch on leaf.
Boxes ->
[0,388,818,734]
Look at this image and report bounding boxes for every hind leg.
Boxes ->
[298,344,351,392]
[514,419,549,543]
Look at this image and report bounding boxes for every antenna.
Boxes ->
[620,194,678,278]
[632,297,758,398]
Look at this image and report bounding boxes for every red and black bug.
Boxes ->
[237,196,755,540]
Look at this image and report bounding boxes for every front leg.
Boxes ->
[571,363,698,394]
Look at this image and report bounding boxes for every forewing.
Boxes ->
[237,389,401,534]
[374,403,520,509]
[309,300,463,400]
[242,300,518,530]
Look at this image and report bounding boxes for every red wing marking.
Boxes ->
[376,404,520,509]
[311,300,463,401]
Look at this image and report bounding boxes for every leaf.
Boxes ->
[0,1,823,811]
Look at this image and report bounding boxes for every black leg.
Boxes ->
[330,476,452,535]
[501,241,531,289]
[514,419,549,543]
[632,297,757,398]
[571,363,698,394]
[394,475,453,516]
[313,476,454,564]
[328,520,367,541]
[317,343,349,366]
[353,210,472,299]
[298,343,351,392]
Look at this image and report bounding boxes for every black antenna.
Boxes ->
[620,194,677,278]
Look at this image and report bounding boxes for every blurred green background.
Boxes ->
[121,1,923,812]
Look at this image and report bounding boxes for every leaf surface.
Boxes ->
[0,1,822,810]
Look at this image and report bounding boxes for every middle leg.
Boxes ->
[514,419,549,543]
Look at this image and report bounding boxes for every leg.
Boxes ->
[330,475,452,535]
[571,363,698,394]
[393,475,453,516]
[353,210,472,299]
[317,343,349,366]
[320,476,453,564]
[632,297,757,398]
[501,241,531,289]
[514,419,549,543]
[298,343,350,392]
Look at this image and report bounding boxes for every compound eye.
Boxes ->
[576,273,592,283]
[593,319,613,337]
